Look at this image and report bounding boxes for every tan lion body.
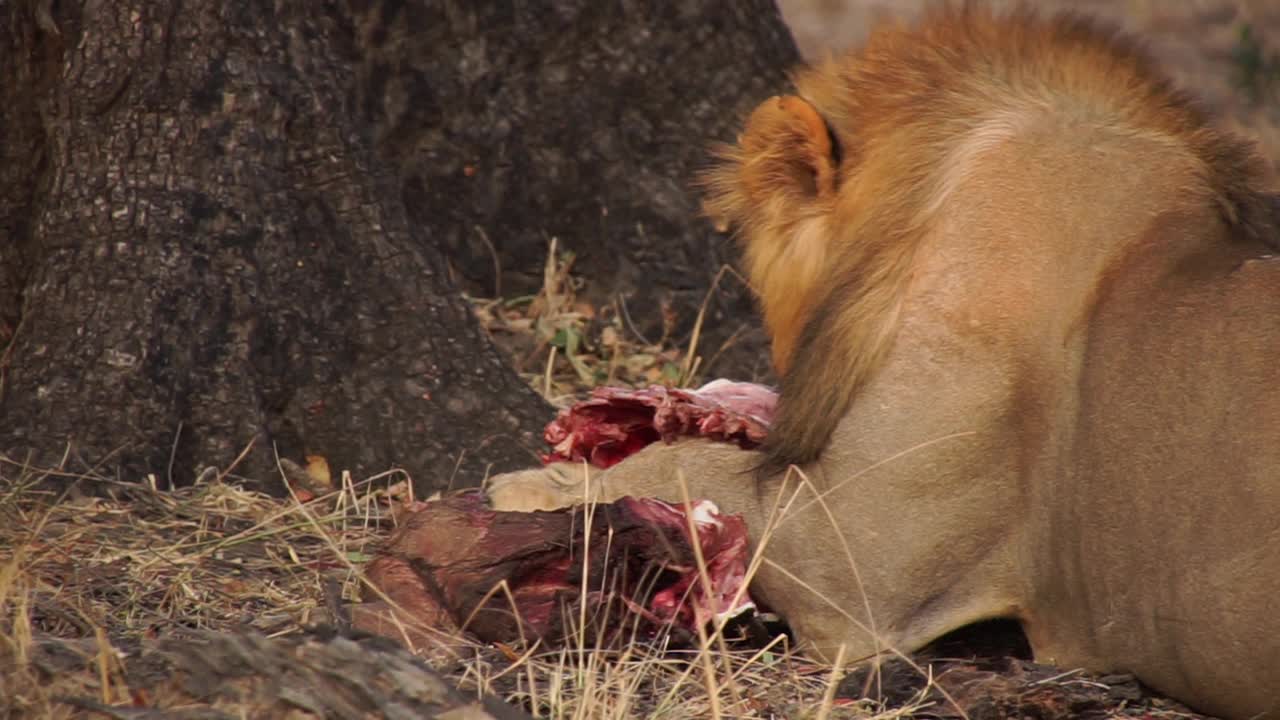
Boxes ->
[490,6,1280,718]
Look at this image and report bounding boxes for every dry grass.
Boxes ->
[0,245,1209,719]
[470,239,761,406]
[0,456,947,719]
[0,462,387,716]
[0,461,1198,719]
[0,242,902,718]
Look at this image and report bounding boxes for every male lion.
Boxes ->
[490,5,1280,718]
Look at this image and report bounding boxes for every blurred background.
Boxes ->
[780,0,1280,166]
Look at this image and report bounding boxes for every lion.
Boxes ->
[488,5,1280,718]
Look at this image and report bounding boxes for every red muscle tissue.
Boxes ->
[542,379,776,467]
[357,380,777,648]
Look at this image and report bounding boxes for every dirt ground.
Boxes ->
[779,0,1280,168]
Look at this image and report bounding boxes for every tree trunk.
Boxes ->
[0,0,553,490]
[0,0,797,492]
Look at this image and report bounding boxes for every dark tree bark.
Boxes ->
[0,0,552,490]
[0,0,798,492]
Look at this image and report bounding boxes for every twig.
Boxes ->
[474,225,502,299]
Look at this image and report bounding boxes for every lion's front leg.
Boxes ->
[486,461,601,512]
[484,439,905,666]
[487,438,771,529]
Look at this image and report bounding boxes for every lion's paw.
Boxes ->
[486,463,595,512]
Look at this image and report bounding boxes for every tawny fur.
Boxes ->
[702,2,1278,476]
[490,6,1280,718]
[494,7,1280,717]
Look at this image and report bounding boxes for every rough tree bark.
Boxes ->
[0,0,552,490]
[0,0,798,492]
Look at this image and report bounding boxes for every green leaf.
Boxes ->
[660,361,682,383]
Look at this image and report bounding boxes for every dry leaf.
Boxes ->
[305,455,333,491]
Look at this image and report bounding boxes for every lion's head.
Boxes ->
[703,3,1279,477]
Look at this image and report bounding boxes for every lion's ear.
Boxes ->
[739,95,839,201]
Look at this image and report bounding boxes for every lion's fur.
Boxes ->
[491,5,1280,719]
[702,2,1279,476]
